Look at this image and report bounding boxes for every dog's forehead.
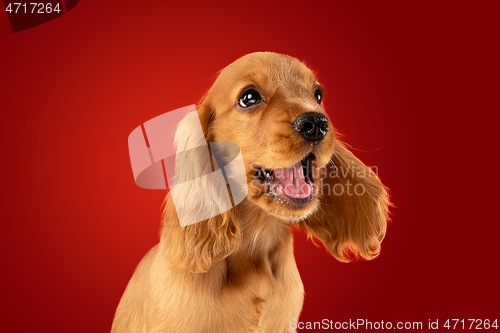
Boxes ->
[220,53,317,90]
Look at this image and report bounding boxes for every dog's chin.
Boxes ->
[257,195,320,222]
[248,153,321,222]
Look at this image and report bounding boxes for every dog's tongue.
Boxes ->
[274,162,311,199]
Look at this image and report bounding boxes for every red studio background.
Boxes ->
[1,1,498,332]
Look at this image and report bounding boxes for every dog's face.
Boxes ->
[201,52,335,221]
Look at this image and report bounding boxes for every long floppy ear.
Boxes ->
[303,142,391,262]
[160,102,240,273]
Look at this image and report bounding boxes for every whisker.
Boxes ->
[331,153,354,177]
[246,146,270,166]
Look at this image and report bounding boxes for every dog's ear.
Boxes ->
[162,197,239,273]
[302,142,391,262]
[160,102,240,273]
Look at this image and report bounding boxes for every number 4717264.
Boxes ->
[444,319,498,330]
[5,3,61,14]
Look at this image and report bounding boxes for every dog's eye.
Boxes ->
[238,89,262,108]
[314,89,322,104]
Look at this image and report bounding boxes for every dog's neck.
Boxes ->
[224,201,296,284]
[237,201,292,254]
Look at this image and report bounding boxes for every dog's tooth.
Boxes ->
[262,169,273,179]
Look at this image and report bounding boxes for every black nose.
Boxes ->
[292,112,329,142]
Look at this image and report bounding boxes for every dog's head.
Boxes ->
[163,52,390,272]
[198,52,335,221]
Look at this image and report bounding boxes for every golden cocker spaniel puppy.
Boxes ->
[112,52,391,333]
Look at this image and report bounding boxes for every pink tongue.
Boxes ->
[274,162,312,199]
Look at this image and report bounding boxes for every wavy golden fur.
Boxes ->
[111,52,391,333]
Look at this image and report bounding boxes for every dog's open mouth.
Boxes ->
[253,153,316,204]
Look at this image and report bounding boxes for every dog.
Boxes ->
[111,52,390,333]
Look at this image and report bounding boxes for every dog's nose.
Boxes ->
[292,112,329,142]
